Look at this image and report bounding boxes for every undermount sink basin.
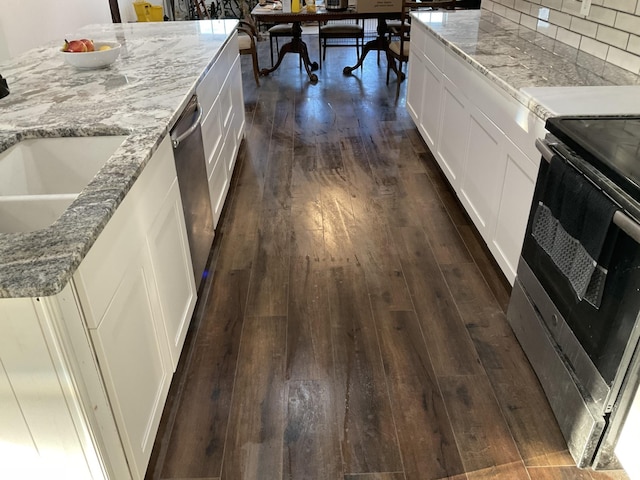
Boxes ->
[0,135,128,233]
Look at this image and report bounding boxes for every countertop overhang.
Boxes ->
[0,19,238,298]
[411,9,640,120]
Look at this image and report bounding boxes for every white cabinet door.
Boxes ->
[436,74,469,189]
[90,250,172,480]
[459,105,506,238]
[406,50,424,125]
[419,53,444,153]
[491,140,537,284]
[146,179,196,369]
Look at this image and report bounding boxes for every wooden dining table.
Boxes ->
[250,3,402,83]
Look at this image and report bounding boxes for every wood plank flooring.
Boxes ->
[145,34,630,480]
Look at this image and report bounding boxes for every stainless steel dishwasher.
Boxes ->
[170,95,214,290]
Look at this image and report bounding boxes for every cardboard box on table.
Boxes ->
[355,0,402,13]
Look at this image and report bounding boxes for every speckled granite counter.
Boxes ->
[0,19,238,298]
[411,9,640,120]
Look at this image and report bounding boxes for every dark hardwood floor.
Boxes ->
[145,32,630,480]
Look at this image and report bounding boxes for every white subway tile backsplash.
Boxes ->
[561,0,583,14]
[596,24,630,47]
[521,12,539,27]
[557,26,582,46]
[541,0,563,9]
[602,0,638,13]
[537,19,559,36]
[549,9,573,27]
[570,17,599,36]
[615,11,640,32]
[505,6,524,20]
[629,34,640,54]
[484,0,640,75]
[494,3,508,15]
[532,4,550,18]
[588,5,617,25]
[580,35,610,58]
[607,45,640,72]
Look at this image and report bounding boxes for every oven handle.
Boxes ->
[536,138,640,246]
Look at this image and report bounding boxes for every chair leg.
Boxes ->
[252,51,260,86]
[395,61,403,101]
[318,29,322,69]
[270,35,275,66]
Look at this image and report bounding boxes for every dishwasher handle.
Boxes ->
[171,97,203,149]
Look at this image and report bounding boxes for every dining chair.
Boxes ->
[268,23,295,66]
[237,20,262,86]
[318,19,364,68]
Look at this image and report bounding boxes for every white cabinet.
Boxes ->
[419,54,444,152]
[0,135,197,480]
[459,105,505,238]
[437,74,469,189]
[491,141,538,278]
[0,285,130,480]
[73,135,196,479]
[407,22,544,284]
[90,254,172,480]
[0,30,246,480]
[197,32,245,227]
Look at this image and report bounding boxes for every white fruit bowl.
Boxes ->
[60,42,121,69]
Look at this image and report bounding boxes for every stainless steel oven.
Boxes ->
[508,115,640,469]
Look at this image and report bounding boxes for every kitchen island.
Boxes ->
[0,19,244,480]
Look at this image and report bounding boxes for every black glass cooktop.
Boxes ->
[546,115,640,203]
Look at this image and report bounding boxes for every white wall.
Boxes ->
[0,0,112,62]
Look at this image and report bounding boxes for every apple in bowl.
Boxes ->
[59,40,121,69]
[63,39,95,52]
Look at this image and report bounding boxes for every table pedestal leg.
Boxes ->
[343,18,399,77]
[259,21,320,84]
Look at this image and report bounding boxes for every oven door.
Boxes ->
[508,137,640,467]
[521,144,640,409]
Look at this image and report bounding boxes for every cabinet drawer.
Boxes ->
[424,27,445,71]
[197,32,239,117]
[219,69,234,130]
[208,135,230,228]
[201,98,224,175]
[196,60,222,117]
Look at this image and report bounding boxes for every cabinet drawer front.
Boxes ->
[196,32,239,118]
[201,99,224,175]
[75,137,177,328]
[209,128,233,227]
[197,60,223,118]
[424,27,445,71]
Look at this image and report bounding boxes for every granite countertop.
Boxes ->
[0,19,238,298]
[411,9,640,119]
